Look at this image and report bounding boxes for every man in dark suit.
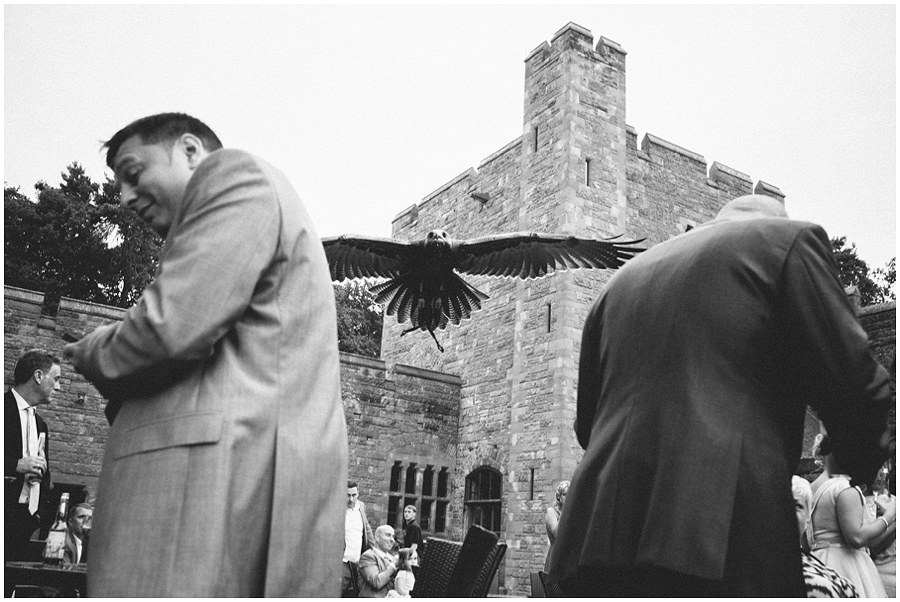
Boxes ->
[548,195,894,596]
[5,350,60,562]
[63,502,93,564]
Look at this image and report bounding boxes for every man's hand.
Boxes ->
[17,455,46,478]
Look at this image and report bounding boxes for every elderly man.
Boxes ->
[64,503,92,565]
[548,195,893,596]
[359,525,411,598]
[63,113,348,596]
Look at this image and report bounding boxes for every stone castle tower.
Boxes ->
[15,21,875,599]
[380,22,785,593]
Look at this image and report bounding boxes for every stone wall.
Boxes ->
[3,286,462,543]
[5,21,894,597]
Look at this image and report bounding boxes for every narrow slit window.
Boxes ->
[533,126,539,152]
[529,468,535,501]
[546,303,552,333]
[585,158,592,186]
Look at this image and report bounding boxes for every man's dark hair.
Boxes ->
[14,350,60,386]
[103,112,223,169]
[67,502,93,521]
[348,480,358,489]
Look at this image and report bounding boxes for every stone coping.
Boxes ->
[339,351,386,371]
[641,133,705,164]
[478,136,522,170]
[859,300,896,317]
[393,363,463,386]
[58,297,127,320]
[754,180,785,198]
[4,286,44,305]
[709,161,752,184]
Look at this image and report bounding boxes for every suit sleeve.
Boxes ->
[781,224,893,487]
[575,299,603,448]
[67,151,280,400]
[362,504,375,552]
[5,397,22,478]
[359,551,395,591]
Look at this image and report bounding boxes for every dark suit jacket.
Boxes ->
[4,389,51,513]
[548,196,893,596]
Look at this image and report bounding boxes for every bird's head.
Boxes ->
[424,229,452,256]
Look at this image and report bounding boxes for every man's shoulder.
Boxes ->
[196,148,263,178]
[359,548,378,563]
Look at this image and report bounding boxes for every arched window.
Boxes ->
[464,466,502,535]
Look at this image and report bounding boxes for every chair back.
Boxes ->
[445,525,500,597]
[530,571,546,597]
[538,571,566,597]
[469,541,507,597]
[412,537,461,598]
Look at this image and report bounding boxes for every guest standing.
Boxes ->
[792,476,859,597]
[64,113,348,596]
[808,434,893,597]
[548,195,894,596]
[544,480,569,571]
[4,350,59,562]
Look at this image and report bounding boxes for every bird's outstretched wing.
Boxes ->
[322,235,413,281]
[454,232,646,279]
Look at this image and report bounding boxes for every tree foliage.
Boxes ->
[334,282,384,357]
[6,160,387,356]
[831,236,896,306]
[5,163,162,314]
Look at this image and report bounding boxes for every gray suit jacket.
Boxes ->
[68,148,348,596]
[358,547,396,597]
[549,195,892,596]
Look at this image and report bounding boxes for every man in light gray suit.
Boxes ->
[64,113,348,596]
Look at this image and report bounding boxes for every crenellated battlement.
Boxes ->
[525,22,625,67]
[381,24,799,594]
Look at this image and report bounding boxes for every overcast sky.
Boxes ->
[4,4,896,268]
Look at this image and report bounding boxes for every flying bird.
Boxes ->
[323,229,646,352]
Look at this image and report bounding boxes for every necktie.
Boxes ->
[19,408,41,515]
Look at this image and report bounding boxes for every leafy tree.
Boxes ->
[872,258,896,302]
[831,237,895,306]
[334,282,384,357]
[4,163,162,314]
[93,176,162,307]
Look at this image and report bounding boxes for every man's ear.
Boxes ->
[177,133,208,169]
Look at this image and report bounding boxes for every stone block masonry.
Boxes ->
[4,286,463,545]
[5,21,895,597]
[377,21,889,595]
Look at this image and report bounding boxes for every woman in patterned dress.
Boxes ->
[793,475,859,597]
[808,434,895,597]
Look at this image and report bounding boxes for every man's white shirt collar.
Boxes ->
[12,388,30,411]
